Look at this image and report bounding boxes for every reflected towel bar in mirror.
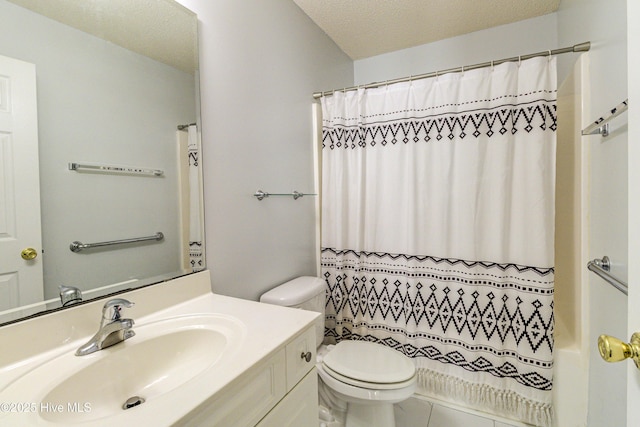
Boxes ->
[70,232,164,253]
[587,256,628,295]
[69,162,164,177]
[177,122,196,130]
[253,190,317,201]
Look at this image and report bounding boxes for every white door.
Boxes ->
[628,2,640,423]
[0,54,44,311]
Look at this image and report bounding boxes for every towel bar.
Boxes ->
[253,190,317,201]
[587,256,628,295]
[581,99,628,137]
[69,162,164,177]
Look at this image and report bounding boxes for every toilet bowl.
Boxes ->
[317,340,416,427]
[260,277,417,427]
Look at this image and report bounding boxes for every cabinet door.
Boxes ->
[286,326,316,390]
[182,349,287,426]
[257,368,318,427]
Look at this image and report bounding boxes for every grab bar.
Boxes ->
[253,190,317,201]
[587,256,628,295]
[70,232,164,252]
[581,99,628,137]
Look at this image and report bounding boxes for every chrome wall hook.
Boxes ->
[254,190,269,200]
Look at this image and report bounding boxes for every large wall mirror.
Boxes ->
[0,0,202,325]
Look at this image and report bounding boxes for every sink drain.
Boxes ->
[122,396,145,410]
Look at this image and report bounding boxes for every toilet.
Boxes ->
[260,277,417,427]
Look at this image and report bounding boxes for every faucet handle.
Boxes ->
[102,298,135,321]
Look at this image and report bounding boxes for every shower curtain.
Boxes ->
[187,124,204,271]
[321,57,556,426]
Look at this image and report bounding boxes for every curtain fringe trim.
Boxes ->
[417,368,553,427]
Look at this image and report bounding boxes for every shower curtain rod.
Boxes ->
[312,41,590,99]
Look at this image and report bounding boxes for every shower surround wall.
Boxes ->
[556,1,628,426]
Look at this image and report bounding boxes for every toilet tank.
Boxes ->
[260,276,326,347]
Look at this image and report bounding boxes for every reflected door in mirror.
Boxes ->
[0,54,44,310]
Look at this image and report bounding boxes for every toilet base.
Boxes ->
[345,402,395,427]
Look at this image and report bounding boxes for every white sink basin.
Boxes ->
[0,314,245,425]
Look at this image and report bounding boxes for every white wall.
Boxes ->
[161,0,632,423]
[354,14,557,85]
[172,0,633,423]
[175,0,353,300]
[0,0,196,299]
[556,1,628,426]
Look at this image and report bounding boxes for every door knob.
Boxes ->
[21,247,38,260]
[598,333,640,368]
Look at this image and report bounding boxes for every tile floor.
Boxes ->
[394,397,521,427]
[319,396,526,427]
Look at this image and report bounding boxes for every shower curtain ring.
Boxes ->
[518,55,522,66]
[490,60,494,71]
[548,50,552,61]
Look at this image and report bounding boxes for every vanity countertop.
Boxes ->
[0,270,320,426]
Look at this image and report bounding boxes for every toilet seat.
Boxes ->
[317,363,416,403]
[322,341,416,385]
[322,363,416,390]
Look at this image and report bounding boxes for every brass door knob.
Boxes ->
[21,247,38,260]
[598,333,640,368]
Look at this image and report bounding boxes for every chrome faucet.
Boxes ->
[75,298,136,356]
[59,285,83,306]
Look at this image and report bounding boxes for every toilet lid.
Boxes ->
[321,363,416,390]
[322,341,415,384]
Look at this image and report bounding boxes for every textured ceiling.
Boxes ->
[6,0,197,73]
[293,0,561,60]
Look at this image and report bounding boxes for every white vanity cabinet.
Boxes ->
[258,325,318,426]
[256,369,318,427]
[181,324,318,426]
[0,271,321,427]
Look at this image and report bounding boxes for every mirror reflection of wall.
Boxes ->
[0,0,200,323]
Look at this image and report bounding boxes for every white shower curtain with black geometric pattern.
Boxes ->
[320,57,556,427]
[187,124,204,271]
